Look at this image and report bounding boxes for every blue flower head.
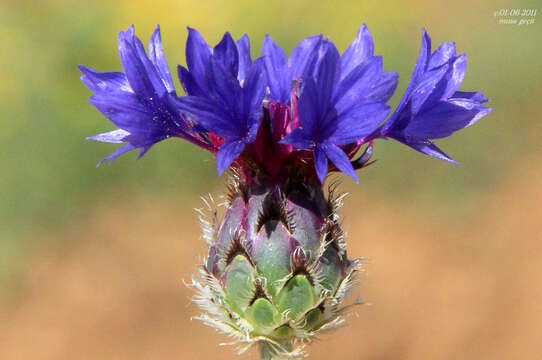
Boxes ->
[81,25,490,183]
[375,30,492,163]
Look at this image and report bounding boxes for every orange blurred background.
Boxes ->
[1,0,541,359]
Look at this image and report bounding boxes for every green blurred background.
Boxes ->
[1,0,541,359]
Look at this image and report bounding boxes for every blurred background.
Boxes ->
[1,0,541,358]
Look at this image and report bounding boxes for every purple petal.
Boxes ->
[314,40,340,115]
[441,54,466,100]
[323,142,359,183]
[422,54,466,107]
[412,30,432,84]
[287,34,322,81]
[177,65,204,96]
[133,34,168,97]
[122,131,166,147]
[137,145,152,159]
[409,64,449,114]
[377,31,431,137]
[262,35,288,102]
[240,57,266,131]
[148,25,174,93]
[96,143,137,166]
[313,145,328,183]
[213,32,239,78]
[340,24,375,79]
[206,56,242,110]
[453,91,488,103]
[368,70,399,103]
[236,34,252,82]
[329,102,389,144]
[428,42,456,70]
[332,57,381,113]
[78,65,131,94]
[176,96,238,138]
[336,26,397,106]
[405,100,487,139]
[88,92,153,134]
[118,26,161,101]
[185,27,211,93]
[452,91,487,103]
[123,26,168,98]
[399,30,432,113]
[405,140,457,165]
[296,77,320,136]
[448,97,492,127]
[279,128,315,149]
[216,139,245,175]
[351,142,374,169]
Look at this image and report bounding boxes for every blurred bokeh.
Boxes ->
[1,0,541,358]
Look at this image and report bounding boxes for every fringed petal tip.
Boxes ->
[416,141,458,166]
[95,143,136,167]
[94,143,151,168]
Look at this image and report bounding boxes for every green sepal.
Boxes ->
[277,274,315,319]
[246,298,279,332]
[252,221,293,297]
[224,255,256,314]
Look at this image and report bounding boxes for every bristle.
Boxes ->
[249,277,271,305]
[290,246,309,275]
[327,179,348,218]
[195,194,218,246]
[219,228,253,270]
[321,218,348,256]
[225,170,249,205]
